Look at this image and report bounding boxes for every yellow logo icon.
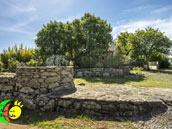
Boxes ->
[9,100,23,120]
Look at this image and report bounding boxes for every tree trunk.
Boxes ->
[146,58,150,71]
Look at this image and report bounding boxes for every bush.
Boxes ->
[26,59,43,66]
[95,62,104,68]
[0,60,4,72]
[107,54,125,68]
[78,56,95,68]
[69,61,74,66]
[132,66,144,71]
[159,57,170,68]
[149,53,170,68]
[46,55,69,66]
[7,58,19,72]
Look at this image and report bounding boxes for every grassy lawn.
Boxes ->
[74,68,172,88]
[18,109,137,129]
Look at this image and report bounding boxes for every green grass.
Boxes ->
[74,68,172,88]
[18,109,137,129]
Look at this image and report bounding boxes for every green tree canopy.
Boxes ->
[35,13,113,68]
[115,27,172,69]
[35,21,66,58]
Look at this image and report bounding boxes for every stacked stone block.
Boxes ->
[74,67,130,78]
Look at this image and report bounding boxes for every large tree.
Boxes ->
[134,27,172,69]
[35,21,66,58]
[115,32,134,56]
[35,13,113,68]
[115,27,172,69]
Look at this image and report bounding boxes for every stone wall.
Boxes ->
[74,67,130,78]
[0,75,15,101]
[0,66,75,110]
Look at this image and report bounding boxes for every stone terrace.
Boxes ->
[56,84,172,118]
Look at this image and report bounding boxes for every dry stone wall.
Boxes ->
[0,75,15,101]
[0,66,75,110]
[74,67,130,78]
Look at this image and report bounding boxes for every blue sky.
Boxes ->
[0,0,172,52]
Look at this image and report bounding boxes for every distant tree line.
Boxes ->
[0,44,43,72]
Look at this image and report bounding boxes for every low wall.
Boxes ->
[74,67,130,78]
[0,75,15,101]
[0,66,76,110]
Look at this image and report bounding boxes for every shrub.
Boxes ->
[26,59,43,66]
[159,57,170,68]
[107,54,125,68]
[95,62,104,68]
[69,61,74,66]
[78,56,95,68]
[0,59,4,72]
[132,66,144,71]
[7,58,19,72]
[46,55,69,66]
[149,53,170,68]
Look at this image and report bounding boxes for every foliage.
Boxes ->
[115,27,172,69]
[26,59,41,67]
[7,58,19,72]
[35,13,113,68]
[0,56,4,72]
[115,32,134,56]
[0,44,43,72]
[149,52,170,68]
[95,62,104,68]
[106,54,125,68]
[132,66,144,71]
[69,61,74,66]
[45,55,69,66]
[35,21,66,58]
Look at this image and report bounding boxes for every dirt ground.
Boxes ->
[0,121,40,129]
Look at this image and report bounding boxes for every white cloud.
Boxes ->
[112,17,172,39]
[152,5,172,14]
[14,6,36,13]
[0,17,36,35]
[123,6,150,13]
[57,14,83,23]
[0,0,36,14]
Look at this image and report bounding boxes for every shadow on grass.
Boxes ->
[79,75,145,85]
[15,105,167,126]
[143,68,172,75]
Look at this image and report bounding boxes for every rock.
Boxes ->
[74,103,81,109]
[40,88,47,92]
[58,100,72,107]
[45,77,60,84]
[22,99,36,109]
[41,72,58,76]
[95,72,101,77]
[61,70,70,75]
[103,73,110,77]
[61,77,71,83]
[41,99,55,111]
[1,86,13,91]
[38,101,46,106]
[20,87,34,93]
[119,69,124,76]
[77,72,83,78]
[82,101,101,109]
[48,82,59,89]
[27,79,40,88]
[16,83,22,88]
